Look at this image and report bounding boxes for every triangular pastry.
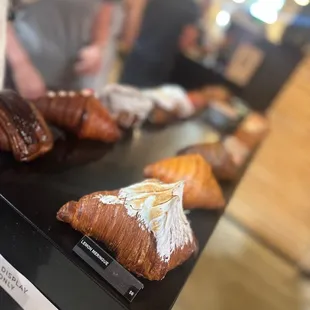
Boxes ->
[178,142,238,181]
[144,155,225,209]
[57,179,197,281]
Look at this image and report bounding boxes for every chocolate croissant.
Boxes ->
[144,155,226,209]
[178,142,238,181]
[57,179,197,281]
[34,90,121,143]
[0,90,53,162]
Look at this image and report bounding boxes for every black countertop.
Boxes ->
[0,118,248,310]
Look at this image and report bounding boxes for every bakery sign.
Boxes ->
[0,254,58,310]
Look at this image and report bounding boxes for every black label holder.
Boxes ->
[73,236,144,302]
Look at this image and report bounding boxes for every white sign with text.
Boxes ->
[0,254,58,310]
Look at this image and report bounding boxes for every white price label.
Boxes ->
[0,255,58,310]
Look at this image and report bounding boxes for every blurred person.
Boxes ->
[5,0,117,99]
[120,0,201,88]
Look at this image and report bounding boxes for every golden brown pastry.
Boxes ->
[234,112,268,149]
[0,90,53,162]
[34,90,121,143]
[144,154,225,209]
[57,179,197,281]
[178,142,238,181]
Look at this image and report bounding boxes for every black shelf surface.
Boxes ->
[0,118,249,310]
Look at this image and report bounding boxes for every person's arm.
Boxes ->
[6,23,46,99]
[91,1,114,47]
[6,23,29,70]
[75,2,114,75]
[120,0,147,53]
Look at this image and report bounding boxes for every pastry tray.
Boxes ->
[0,118,251,310]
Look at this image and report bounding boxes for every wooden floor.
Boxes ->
[226,57,310,270]
[174,58,310,309]
[174,217,300,310]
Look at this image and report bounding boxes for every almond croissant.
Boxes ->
[34,90,121,143]
[144,155,225,209]
[57,179,197,281]
[178,142,238,181]
[0,90,53,162]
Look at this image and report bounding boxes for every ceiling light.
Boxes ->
[216,10,231,27]
[294,0,310,6]
[250,3,278,24]
[233,0,245,3]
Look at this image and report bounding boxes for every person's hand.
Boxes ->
[75,45,103,75]
[12,60,46,100]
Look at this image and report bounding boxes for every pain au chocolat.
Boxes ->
[57,179,197,281]
[34,90,121,143]
[178,141,238,181]
[144,154,226,209]
[0,90,53,161]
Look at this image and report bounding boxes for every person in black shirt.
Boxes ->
[120,0,200,88]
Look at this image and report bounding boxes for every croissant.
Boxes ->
[144,155,225,209]
[34,90,121,143]
[57,179,197,281]
[178,142,238,181]
[0,90,53,162]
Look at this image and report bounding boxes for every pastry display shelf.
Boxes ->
[0,117,252,310]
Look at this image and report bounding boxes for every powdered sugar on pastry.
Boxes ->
[95,179,194,262]
[142,85,195,118]
[101,84,154,126]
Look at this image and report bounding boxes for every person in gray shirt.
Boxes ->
[6,0,117,99]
